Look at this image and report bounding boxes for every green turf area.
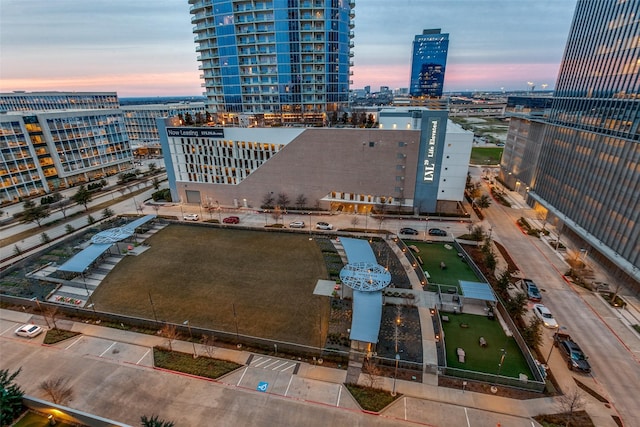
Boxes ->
[442,313,532,378]
[402,241,480,287]
[470,147,503,165]
[91,225,330,347]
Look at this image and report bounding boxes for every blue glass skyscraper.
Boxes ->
[189,0,355,124]
[409,29,449,98]
[503,0,640,289]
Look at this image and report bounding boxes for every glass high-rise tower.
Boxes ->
[519,0,640,288]
[188,0,355,125]
[409,29,449,98]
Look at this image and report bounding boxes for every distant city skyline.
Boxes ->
[0,0,577,96]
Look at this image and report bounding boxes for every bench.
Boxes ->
[479,337,487,347]
[457,347,466,363]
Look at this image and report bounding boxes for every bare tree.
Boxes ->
[159,324,180,352]
[362,358,383,389]
[295,194,307,209]
[557,388,586,427]
[271,206,283,224]
[276,192,290,211]
[261,192,275,209]
[201,334,216,358]
[350,216,360,227]
[40,377,74,405]
[44,306,59,330]
[58,198,71,219]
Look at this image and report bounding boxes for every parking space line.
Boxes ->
[281,363,296,373]
[284,375,294,397]
[1,323,18,336]
[99,342,116,357]
[271,361,290,370]
[263,360,280,369]
[236,366,249,387]
[464,407,470,427]
[336,384,342,406]
[65,336,83,350]
[252,357,270,367]
[136,349,150,365]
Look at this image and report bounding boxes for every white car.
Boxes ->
[533,304,559,329]
[315,221,333,230]
[183,213,199,221]
[289,221,306,228]
[15,324,44,338]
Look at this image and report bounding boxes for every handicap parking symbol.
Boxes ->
[257,381,269,392]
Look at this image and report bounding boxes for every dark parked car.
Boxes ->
[223,216,240,224]
[554,331,591,373]
[519,279,542,302]
[428,228,447,236]
[400,227,419,235]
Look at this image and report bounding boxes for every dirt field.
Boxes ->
[91,225,330,347]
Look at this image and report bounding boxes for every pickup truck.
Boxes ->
[553,331,591,373]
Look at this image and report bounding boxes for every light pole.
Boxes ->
[392,353,400,396]
[392,316,401,396]
[148,292,158,323]
[216,200,221,223]
[497,348,506,377]
[183,320,197,358]
[546,326,567,363]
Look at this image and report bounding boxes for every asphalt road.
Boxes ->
[478,172,640,426]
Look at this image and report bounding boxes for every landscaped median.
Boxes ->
[153,347,242,379]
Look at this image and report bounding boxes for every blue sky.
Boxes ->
[0,0,577,96]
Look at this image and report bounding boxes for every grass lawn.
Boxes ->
[91,225,330,347]
[470,147,503,165]
[153,347,241,379]
[442,313,532,379]
[403,241,480,287]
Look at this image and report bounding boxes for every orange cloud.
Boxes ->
[0,71,202,97]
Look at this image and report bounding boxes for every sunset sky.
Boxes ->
[0,0,577,96]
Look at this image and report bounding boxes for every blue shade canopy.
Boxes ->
[340,262,391,292]
[58,243,112,273]
[339,238,390,344]
[91,215,156,244]
[459,280,496,302]
[350,290,383,343]
[59,215,156,273]
[339,237,378,264]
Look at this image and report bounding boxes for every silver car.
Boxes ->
[315,221,333,230]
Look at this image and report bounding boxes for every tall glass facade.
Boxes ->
[189,0,354,122]
[409,29,449,98]
[528,0,640,284]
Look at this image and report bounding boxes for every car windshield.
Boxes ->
[542,312,553,319]
[571,351,585,360]
[27,326,38,332]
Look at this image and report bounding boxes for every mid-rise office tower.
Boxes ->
[503,0,640,289]
[409,29,449,98]
[188,0,355,126]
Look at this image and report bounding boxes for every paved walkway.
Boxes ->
[3,307,558,427]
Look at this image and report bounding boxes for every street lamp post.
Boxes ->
[546,326,567,363]
[497,348,506,377]
[392,353,400,396]
[148,292,158,323]
[216,200,221,223]
[183,320,197,358]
